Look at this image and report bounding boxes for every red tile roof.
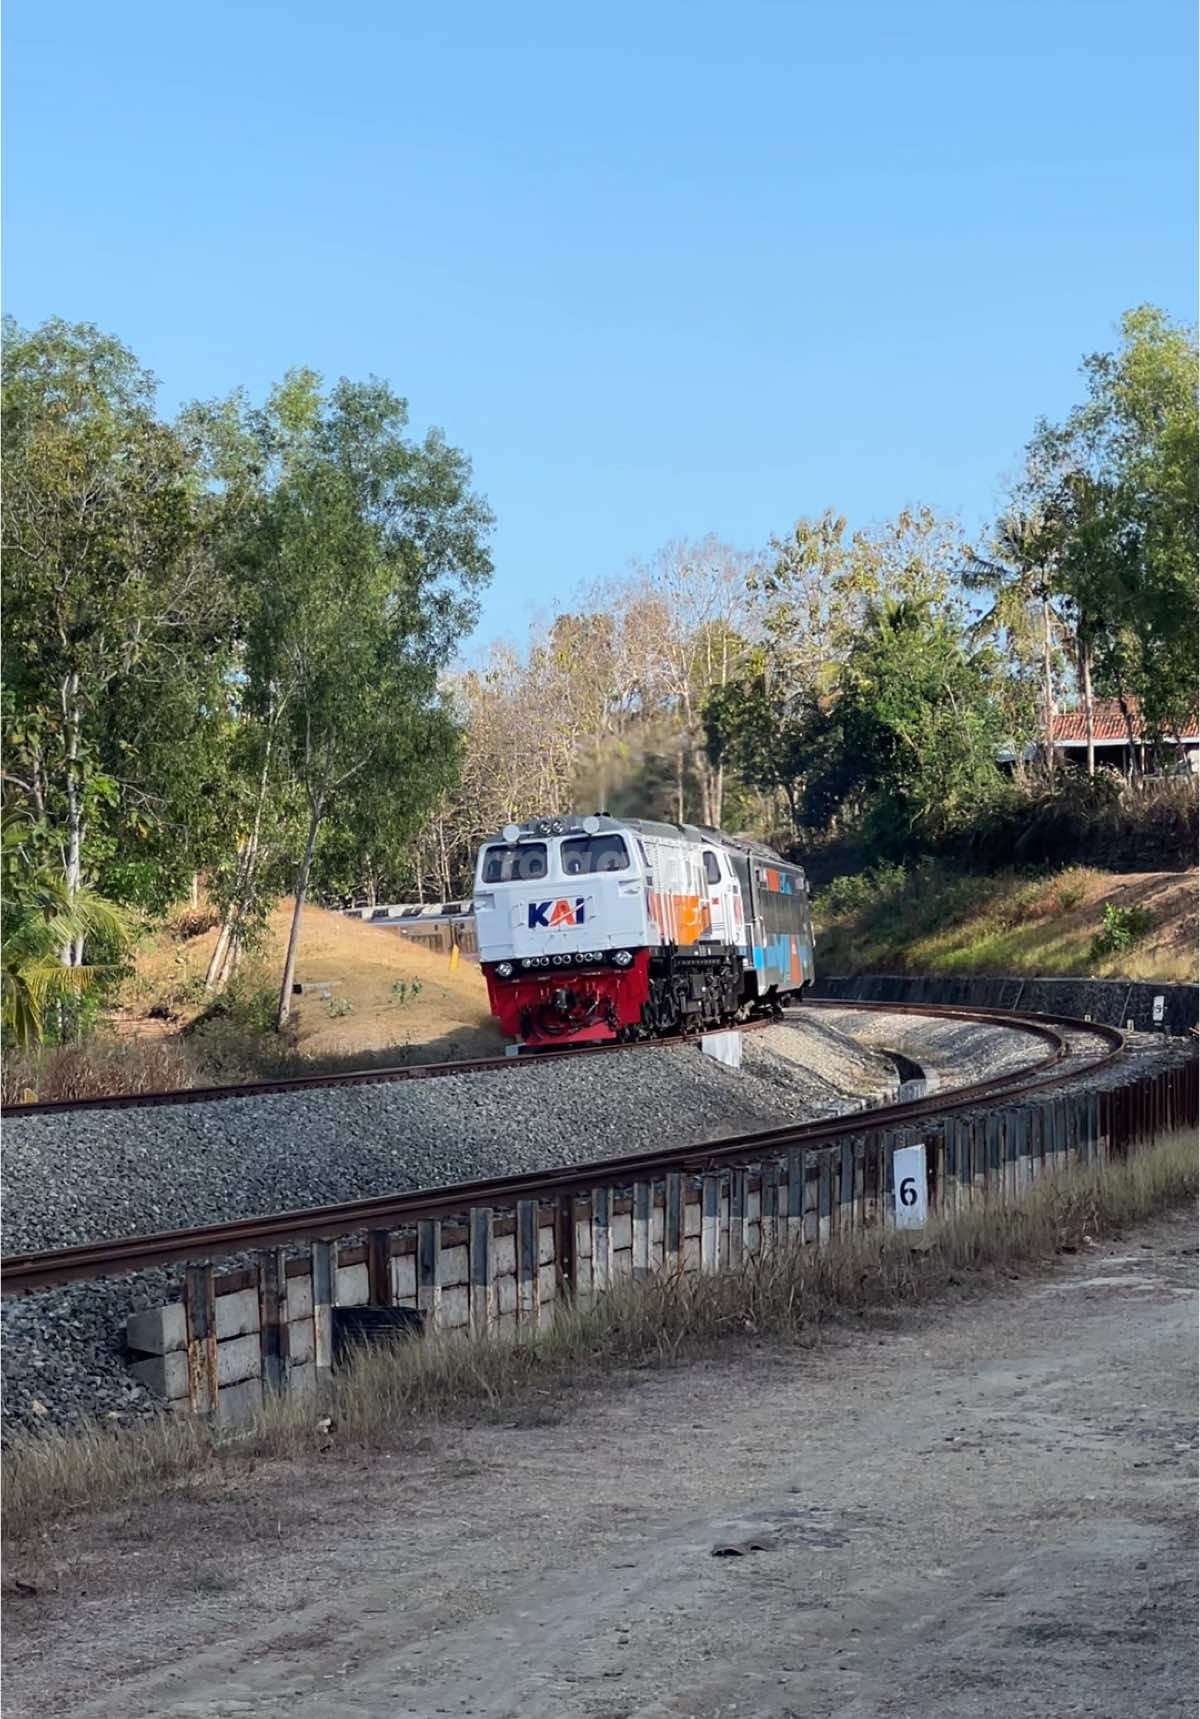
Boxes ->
[1051,699,1199,745]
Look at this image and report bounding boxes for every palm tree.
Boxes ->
[1,811,131,1047]
[962,511,1077,777]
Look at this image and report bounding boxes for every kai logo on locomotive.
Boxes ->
[527,898,586,929]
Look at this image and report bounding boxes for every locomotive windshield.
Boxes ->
[560,834,630,875]
[481,842,548,883]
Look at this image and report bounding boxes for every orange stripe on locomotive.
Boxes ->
[647,889,710,946]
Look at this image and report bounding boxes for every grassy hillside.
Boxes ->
[121,900,494,1054]
[813,864,1197,983]
[4,904,499,1104]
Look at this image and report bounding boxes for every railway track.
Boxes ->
[0,995,1071,1121]
[0,1014,788,1120]
[1,1003,1127,1295]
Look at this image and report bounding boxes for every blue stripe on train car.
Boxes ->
[756,934,793,986]
[752,934,810,982]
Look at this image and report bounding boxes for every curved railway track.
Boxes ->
[0,995,1079,1120]
[1,1003,1126,1295]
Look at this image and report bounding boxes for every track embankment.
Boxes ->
[4,1013,909,1434]
[3,1018,904,1259]
[4,1003,1172,1439]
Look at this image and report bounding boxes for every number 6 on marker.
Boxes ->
[892,1143,928,1228]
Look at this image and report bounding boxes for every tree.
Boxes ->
[217,375,492,1027]
[962,509,1068,775]
[832,596,1007,848]
[0,809,130,1046]
[703,656,816,833]
[1,318,234,948]
[703,507,976,840]
[1025,306,1199,747]
[628,538,756,826]
[309,706,462,907]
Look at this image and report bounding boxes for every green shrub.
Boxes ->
[1089,901,1155,960]
[183,967,295,1076]
[815,862,907,919]
[391,978,424,1007]
[141,951,208,1021]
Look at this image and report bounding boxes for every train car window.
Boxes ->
[560,834,630,875]
[702,850,721,885]
[481,843,548,883]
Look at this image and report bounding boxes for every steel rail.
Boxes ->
[0,1007,1124,1295]
[1,1016,787,1119]
[1,994,1080,1120]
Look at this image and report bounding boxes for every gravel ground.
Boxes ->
[819,1008,1050,1092]
[5,1214,1196,1719]
[3,1019,903,1258]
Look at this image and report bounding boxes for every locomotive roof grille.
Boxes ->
[490,813,624,844]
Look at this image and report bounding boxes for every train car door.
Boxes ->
[700,846,745,950]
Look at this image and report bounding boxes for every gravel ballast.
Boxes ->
[3,1020,903,1258]
[3,1016,903,1437]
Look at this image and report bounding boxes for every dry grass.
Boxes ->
[4,1131,1195,1537]
[816,862,1198,982]
[0,1038,199,1107]
[121,900,495,1057]
[9,901,503,1103]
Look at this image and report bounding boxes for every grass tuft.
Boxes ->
[3,1132,1196,1537]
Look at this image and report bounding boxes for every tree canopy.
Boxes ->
[2,304,1193,1042]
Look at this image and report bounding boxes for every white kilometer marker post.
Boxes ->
[893,1142,928,1229]
[700,1030,743,1069]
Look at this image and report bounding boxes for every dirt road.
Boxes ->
[5,1213,1197,1719]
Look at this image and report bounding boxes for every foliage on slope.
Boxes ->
[813,863,1197,984]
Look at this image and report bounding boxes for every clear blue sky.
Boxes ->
[4,0,1195,657]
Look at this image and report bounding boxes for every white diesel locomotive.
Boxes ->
[473,813,814,1046]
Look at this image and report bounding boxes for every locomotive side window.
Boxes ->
[482,842,548,883]
[702,850,721,885]
[560,834,630,875]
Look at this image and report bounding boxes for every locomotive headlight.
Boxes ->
[613,949,633,967]
[494,961,514,978]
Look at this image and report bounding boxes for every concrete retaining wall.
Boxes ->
[126,1057,1198,1426]
[809,975,1199,1037]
